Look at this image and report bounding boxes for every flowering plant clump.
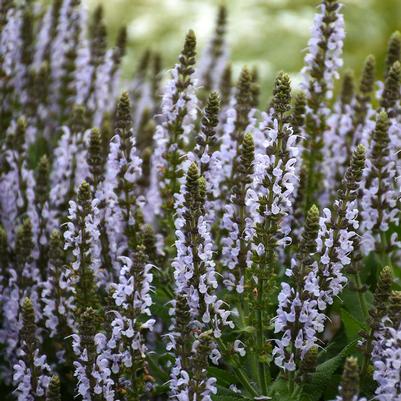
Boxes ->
[1,0,401,400]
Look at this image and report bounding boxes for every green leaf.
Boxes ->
[214,385,253,401]
[301,341,357,401]
[27,137,49,169]
[209,367,239,387]
[341,288,371,323]
[270,378,297,401]
[341,308,367,341]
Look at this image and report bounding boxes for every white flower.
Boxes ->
[233,340,246,357]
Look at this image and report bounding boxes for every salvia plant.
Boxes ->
[0,0,401,400]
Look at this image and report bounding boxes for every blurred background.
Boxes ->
[82,0,401,105]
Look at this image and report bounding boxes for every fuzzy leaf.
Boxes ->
[300,341,357,401]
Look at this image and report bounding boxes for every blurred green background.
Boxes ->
[83,0,401,104]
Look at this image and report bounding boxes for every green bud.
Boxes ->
[339,357,360,401]
[272,71,291,115]
[299,346,318,379]
[385,31,401,78]
[113,26,127,65]
[142,224,157,263]
[371,111,390,163]
[181,29,196,67]
[48,230,65,269]
[219,64,232,107]
[197,92,220,163]
[21,8,34,67]
[291,91,306,136]
[301,204,320,255]
[354,55,376,125]
[250,66,260,108]
[371,266,393,324]
[100,112,113,157]
[340,70,355,106]
[216,5,227,36]
[388,291,401,326]
[87,128,104,188]
[21,297,37,353]
[15,218,34,271]
[89,5,107,66]
[0,225,9,271]
[202,91,220,138]
[115,91,132,133]
[136,49,151,78]
[36,62,50,105]
[35,155,50,207]
[14,116,27,153]
[137,108,154,151]
[342,144,365,198]
[175,294,191,350]
[59,17,81,123]
[381,61,401,111]
[240,133,254,177]
[197,176,207,208]
[46,375,61,401]
[79,307,98,367]
[359,55,375,96]
[235,67,253,135]
[185,162,200,201]
[201,5,227,92]
[151,51,162,101]
[68,105,87,134]
[77,181,92,213]
[350,144,366,182]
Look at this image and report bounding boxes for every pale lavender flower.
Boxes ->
[171,179,232,334]
[195,5,229,91]
[311,205,358,310]
[301,1,345,100]
[372,316,401,401]
[103,129,143,271]
[71,334,95,401]
[102,255,154,395]
[92,50,115,127]
[360,112,400,255]
[146,38,198,222]
[168,162,233,401]
[63,183,105,292]
[321,100,354,206]
[33,6,53,68]
[273,272,324,371]
[246,118,299,253]
[48,0,73,101]
[50,125,90,222]
[13,351,51,401]
[0,7,22,78]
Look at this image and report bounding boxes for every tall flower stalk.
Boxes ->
[300,0,345,210]
[104,92,143,272]
[245,72,299,393]
[148,30,198,253]
[13,298,51,400]
[63,181,102,315]
[168,163,232,401]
